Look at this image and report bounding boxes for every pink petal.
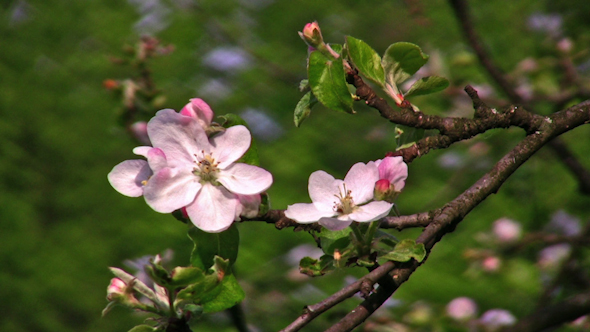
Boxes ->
[185,184,238,233]
[210,125,251,168]
[308,171,341,211]
[180,98,214,127]
[217,163,273,195]
[349,201,393,222]
[147,109,209,167]
[318,217,353,231]
[344,162,379,204]
[108,160,151,197]
[285,203,334,223]
[146,148,167,173]
[133,146,152,157]
[143,167,201,213]
[377,156,408,191]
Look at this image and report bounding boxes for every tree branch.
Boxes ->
[448,0,590,194]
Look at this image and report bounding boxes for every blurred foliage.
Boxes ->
[1,0,589,331]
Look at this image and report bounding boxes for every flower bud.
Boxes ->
[374,179,391,201]
[492,218,521,243]
[130,121,151,145]
[298,21,324,49]
[106,278,127,301]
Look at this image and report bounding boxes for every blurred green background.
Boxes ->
[1,0,590,331]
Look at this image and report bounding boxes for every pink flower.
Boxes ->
[285,162,393,231]
[130,121,151,145]
[492,218,521,243]
[180,98,214,131]
[446,297,478,321]
[141,109,272,232]
[373,156,408,202]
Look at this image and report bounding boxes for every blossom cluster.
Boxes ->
[108,99,273,233]
[285,156,408,230]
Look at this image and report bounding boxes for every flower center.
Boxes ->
[193,152,220,183]
[334,184,356,215]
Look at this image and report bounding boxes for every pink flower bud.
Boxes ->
[446,297,478,321]
[374,179,391,201]
[106,278,127,301]
[481,256,501,272]
[180,98,215,129]
[298,21,324,48]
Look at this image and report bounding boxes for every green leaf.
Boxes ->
[382,42,429,84]
[188,225,239,270]
[217,113,260,166]
[294,91,317,127]
[404,76,449,97]
[299,255,335,277]
[128,325,157,332]
[308,50,354,114]
[169,266,206,288]
[202,273,245,313]
[345,36,385,86]
[320,228,352,255]
[380,239,426,263]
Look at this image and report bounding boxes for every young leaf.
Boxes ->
[345,36,385,86]
[299,255,335,277]
[308,50,354,114]
[294,91,317,127]
[320,227,352,255]
[382,42,429,84]
[380,239,426,262]
[169,266,206,288]
[202,273,245,313]
[404,76,449,97]
[188,225,239,270]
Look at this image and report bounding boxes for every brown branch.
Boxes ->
[323,100,590,331]
[448,0,590,194]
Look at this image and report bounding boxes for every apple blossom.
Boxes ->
[180,98,215,132]
[373,156,408,202]
[285,162,393,231]
[141,109,273,232]
[446,297,478,321]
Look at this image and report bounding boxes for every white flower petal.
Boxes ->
[185,184,238,232]
[319,217,353,231]
[308,171,341,211]
[285,203,334,223]
[147,109,209,167]
[108,160,151,197]
[344,162,379,204]
[349,201,393,222]
[217,163,273,195]
[210,125,251,168]
[143,167,201,213]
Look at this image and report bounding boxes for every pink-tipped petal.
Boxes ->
[210,125,251,168]
[180,98,214,126]
[108,160,151,197]
[349,201,393,222]
[217,163,273,195]
[148,109,209,166]
[378,156,408,191]
[285,203,334,223]
[344,162,379,204]
[185,184,238,233]
[133,146,152,157]
[143,167,201,213]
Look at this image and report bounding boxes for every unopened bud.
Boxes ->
[103,79,119,90]
[374,179,391,201]
[106,278,126,301]
[299,21,324,49]
[130,121,151,145]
